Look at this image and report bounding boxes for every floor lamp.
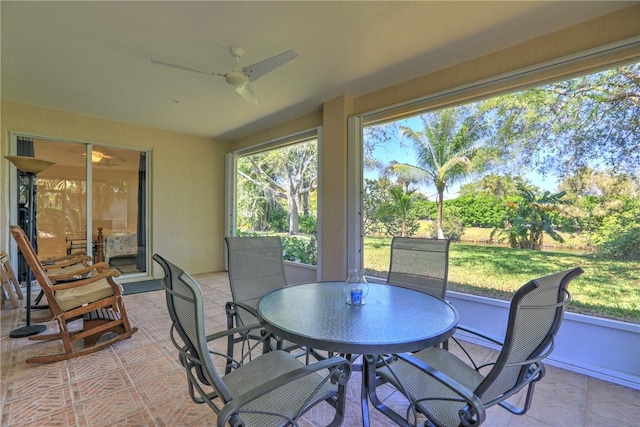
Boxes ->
[5,155,55,338]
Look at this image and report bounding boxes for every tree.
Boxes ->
[591,199,640,260]
[363,177,392,236]
[363,122,401,170]
[480,63,640,177]
[556,167,638,234]
[237,141,317,235]
[493,184,567,250]
[459,174,532,199]
[376,185,418,237]
[383,108,480,238]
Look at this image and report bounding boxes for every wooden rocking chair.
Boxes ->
[1,251,24,308]
[10,225,138,363]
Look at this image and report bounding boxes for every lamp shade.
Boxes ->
[4,156,55,174]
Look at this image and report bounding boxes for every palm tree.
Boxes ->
[377,185,416,237]
[384,109,479,239]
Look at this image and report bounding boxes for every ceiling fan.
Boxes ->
[151,47,298,105]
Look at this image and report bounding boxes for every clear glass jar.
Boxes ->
[345,269,369,305]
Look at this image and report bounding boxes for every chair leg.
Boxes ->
[1,259,23,308]
[1,271,19,308]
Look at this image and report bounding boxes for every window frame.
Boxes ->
[348,37,640,277]
[225,127,323,277]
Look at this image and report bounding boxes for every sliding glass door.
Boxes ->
[10,135,149,280]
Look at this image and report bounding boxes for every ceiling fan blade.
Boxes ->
[242,50,297,82]
[150,59,212,76]
[235,84,260,105]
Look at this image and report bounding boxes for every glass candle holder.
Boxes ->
[345,269,369,305]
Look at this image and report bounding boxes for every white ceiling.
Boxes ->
[1,1,634,142]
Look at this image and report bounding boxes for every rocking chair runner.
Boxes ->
[9,225,138,363]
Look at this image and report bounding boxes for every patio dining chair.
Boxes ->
[10,225,138,363]
[387,237,450,299]
[368,266,584,427]
[152,253,351,427]
[225,236,306,367]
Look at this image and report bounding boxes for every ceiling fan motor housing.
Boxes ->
[225,71,249,86]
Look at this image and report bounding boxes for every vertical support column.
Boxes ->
[320,96,354,280]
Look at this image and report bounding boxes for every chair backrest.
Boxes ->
[475,267,583,403]
[386,237,450,298]
[225,236,288,319]
[152,253,233,402]
[9,225,58,308]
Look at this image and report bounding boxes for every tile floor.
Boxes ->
[1,271,639,426]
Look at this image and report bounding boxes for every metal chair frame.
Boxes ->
[368,267,584,427]
[153,253,351,427]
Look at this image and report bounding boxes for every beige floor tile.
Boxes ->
[2,271,639,427]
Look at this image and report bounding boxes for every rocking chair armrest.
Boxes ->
[393,352,487,427]
[50,269,121,291]
[218,355,351,427]
[41,252,91,265]
[48,262,112,281]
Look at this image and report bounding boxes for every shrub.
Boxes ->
[298,214,317,234]
[421,216,464,241]
[592,201,640,260]
[266,205,288,232]
[281,236,317,265]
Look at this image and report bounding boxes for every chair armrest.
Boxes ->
[393,352,486,427]
[41,252,90,264]
[455,325,504,347]
[205,323,266,343]
[218,355,351,427]
[449,325,505,371]
[50,269,121,292]
[48,262,112,281]
[225,300,258,317]
[43,255,92,269]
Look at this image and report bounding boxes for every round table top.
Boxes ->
[257,281,459,354]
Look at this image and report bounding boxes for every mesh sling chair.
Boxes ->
[225,236,305,367]
[367,266,583,427]
[10,225,137,363]
[152,253,351,427]
[387,237,451,352]
[387,237,450,299]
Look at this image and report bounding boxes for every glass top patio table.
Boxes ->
[258,281,459,426]
[257,281,459,356]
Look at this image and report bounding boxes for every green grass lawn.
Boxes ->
[363,236,640,324]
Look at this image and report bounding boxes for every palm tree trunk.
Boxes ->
[437,190,445,239]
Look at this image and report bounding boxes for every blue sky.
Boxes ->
[364,129,558,201]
